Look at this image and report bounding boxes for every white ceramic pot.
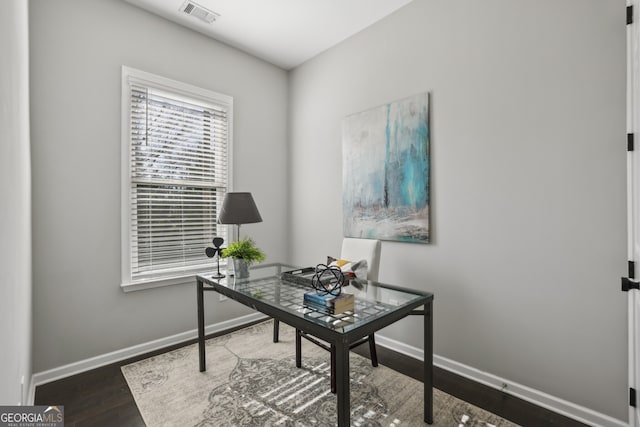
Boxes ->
[233,258,250,279]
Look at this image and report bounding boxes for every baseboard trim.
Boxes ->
[373,334,628,427]
[29,317,628,427]
[31,312,268,391]
[26,377,35,406]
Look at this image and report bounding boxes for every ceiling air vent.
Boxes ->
[180,1,219,24]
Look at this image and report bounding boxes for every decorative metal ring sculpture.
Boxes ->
[311,263,344,296]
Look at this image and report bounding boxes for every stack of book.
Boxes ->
[303,291,355,314]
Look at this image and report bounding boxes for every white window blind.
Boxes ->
[122,67,232,287]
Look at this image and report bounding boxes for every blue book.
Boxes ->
[304,291,335,307]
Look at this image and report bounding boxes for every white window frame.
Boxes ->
[120,66,233,292]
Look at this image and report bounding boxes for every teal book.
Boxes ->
[304,291,336,307]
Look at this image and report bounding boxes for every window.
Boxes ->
[121,66,232,291]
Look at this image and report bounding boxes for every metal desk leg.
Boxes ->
[424,300,433,424]
[295,329,302,368]
[273,279,281,343]
[197,279,206,372]
[335,341,350,426]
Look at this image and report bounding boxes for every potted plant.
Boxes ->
[221,237,266,279]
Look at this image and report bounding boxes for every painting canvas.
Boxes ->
[342,92,430,243]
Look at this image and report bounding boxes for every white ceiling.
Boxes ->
[123,0,414,70]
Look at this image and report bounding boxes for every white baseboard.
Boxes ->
[28,316,628,427]
[26,377,35,406]
[30,312,268,397]
[373,334,629,427]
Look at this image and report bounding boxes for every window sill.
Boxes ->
[121,272,204,292]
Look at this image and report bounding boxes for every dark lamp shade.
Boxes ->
[218,192,263,225]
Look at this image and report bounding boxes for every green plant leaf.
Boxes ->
[220,237,266,265]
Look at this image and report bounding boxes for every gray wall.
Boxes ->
[30,0,289,373]
[0,0,32,405]
[288,0,628,420]
[28,0,629,421]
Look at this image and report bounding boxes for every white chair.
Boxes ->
[340,237,381,282]
[296,238,381,393]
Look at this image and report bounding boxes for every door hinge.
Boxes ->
[628,134,634,151]
[622,277,640,292]
[631,388,637,407]
[630,261,636,280]
[628,5,634,25]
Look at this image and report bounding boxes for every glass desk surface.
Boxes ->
[197,262,432,335]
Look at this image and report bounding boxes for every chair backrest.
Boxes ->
[340,238,381,281]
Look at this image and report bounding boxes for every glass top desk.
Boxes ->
[196,262,434,426]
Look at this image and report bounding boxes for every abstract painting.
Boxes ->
[342,92,430,243]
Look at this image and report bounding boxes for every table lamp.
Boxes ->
[217,192,263,242]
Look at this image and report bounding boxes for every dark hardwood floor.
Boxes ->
[35,321,587,427]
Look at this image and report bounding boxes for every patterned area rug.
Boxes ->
[122,321,519,426]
